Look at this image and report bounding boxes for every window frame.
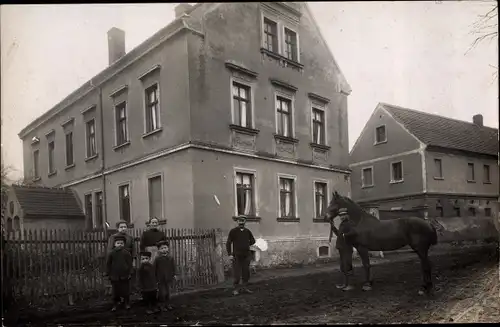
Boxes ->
[484,207,492,217]
[262,16,279,53]
[33,149,40,179]
[374,125,387,144]
[283,26,299,62]
[84,192,93,229]
[85,118,97,159]
[434,158,443,179]
[118,182,132,224]
[233,168,258,218]
[311,104,326,145]
[147,173,164,220]
[230,79,255,129]
[274,92,295,138]
[94,191,104,230]
[483,164,491,183]
[65,131,74,167]
[277,173,298,219]
[361,166,374,188]
[467,163,475,182]
[390,160,404,183]
[114,101,129,146]
[47,140,55,174]
[313,179,329,219]
[468,207,476,217]
[143,82,161,134]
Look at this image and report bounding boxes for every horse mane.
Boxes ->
[339,194,379,223]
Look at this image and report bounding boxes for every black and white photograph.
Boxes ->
[1,1,499,325]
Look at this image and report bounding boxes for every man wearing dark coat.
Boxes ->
[333,208,356,291]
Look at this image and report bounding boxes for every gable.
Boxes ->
[350,104,422,164]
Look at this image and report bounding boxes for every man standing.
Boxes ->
[226,217,256,296]
[334,208,356,291]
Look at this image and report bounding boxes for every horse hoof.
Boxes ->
[362,285,372,291]
[336,284,346,289]
[342,285,355,291]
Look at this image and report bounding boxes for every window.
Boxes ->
[119,184,131,223]
[6,218,12,232]
[391,161,403,182]
[145,84,160,132]
[276,96,292,137]
[483,165,491,183]
[434,159,443,179]
[362,167,374,187]
[284,28,298,61]
[236,172,255,216]
[148,175,163,219]
[314,182,327,218]
[33,150,39,179]
[436,204,444,217]
[467,163,475,181]
[312,108,325,145]
[263,17,278,52]
[65,132,74,166]
[484,208,492,217]
[13,216,20,231]
[95,192,103,229]
[232,82,252,128]
[86,119,97,158]
[375,126,386,143]
[454,206,461,217]
[84,193,93,228]
[9,201,14,215]
[468,207,476,217]
[48,141,55,174]
[279,177,295,218]
[115,102,128,146]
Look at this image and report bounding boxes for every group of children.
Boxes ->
[106,220,177,313]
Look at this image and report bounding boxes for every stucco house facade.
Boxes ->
[350,103,498,228]
[17,2,352,266]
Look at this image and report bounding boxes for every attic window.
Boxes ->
[375,125,387,144]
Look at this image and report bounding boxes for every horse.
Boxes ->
[323,191,438,295]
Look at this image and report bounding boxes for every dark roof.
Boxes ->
[381,103,498,156]
[12,185,84,218]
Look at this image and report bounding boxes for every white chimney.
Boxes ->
[107,27,126,65]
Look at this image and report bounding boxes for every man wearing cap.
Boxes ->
[226,216,256,295]
[335,208,356,291]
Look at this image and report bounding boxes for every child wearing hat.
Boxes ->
[106,234,133,311]
[154,240,176,311]
[138,251,159,314]
[107,220,135,256]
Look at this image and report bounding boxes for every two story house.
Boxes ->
[16,2,352,266]
[350,102,498,223]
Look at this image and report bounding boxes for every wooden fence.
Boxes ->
[2,228,223,309]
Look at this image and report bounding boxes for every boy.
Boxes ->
[107,220,135,256]
[106,235,133,311]
[154,240,176,311]
[138,251,159,314]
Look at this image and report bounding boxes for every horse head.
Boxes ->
[323,190,348,223]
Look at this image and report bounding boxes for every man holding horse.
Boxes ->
[333,208,356,291]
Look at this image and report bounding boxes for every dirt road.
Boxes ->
[24,244,499,325]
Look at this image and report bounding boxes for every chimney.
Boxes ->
[472,114,483,127]
[175,3,193,18]
[107,27,126,65]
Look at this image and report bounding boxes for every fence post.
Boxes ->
[213,229,225,284]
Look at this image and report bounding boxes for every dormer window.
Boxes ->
[375,125,387,144]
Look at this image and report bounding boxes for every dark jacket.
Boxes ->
[107,232,135,256]
[336,219,356,249]
[138,262,157,292]
[154,254,176,284]
[106,247,133,281]
[140,229,167,251]
[226,227,256,256]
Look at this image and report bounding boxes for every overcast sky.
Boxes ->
[1,2,498,180]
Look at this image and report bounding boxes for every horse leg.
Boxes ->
[413,246,433,296]
[356,246,373,291]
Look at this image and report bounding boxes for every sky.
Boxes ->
[1,2,498,181]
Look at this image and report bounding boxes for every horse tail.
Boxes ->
[429,223,438,246]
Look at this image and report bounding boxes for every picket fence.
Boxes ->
[2,228,223,308]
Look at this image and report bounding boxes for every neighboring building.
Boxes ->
[17,3,351,266]
[5,185,85,232]
[350,102,498,221]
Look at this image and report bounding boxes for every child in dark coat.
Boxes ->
[154,240,176,311]
[106,235,133,311]
[138,251,159,314]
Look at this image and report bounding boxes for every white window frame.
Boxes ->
[33,149,40,179]
[434,158,443,179]
[229,77,256,129]
[274,91,296,138]
[467,162,475,182]
[312,179,329,219]
[361,166,374,188]
[85,118,97,159]
[47,139,55,174]
[390,161,404,183]
[277,173,298,218]
[282,25,300,62]
[114,100,129,146]
[260,13,281,54]
[310,101,328,145]
[233,168,259,217]
[84,191,94,227]
[118,181,132,224]
[93,189,104,229]
[65,130,74,167]
[483,164,491,183]
[374,124,387,144]
[147,172,164,220]
[142,81,162,134]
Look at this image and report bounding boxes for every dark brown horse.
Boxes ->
[324,191,438,295]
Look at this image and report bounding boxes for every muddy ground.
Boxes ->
[19,245,500,325]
